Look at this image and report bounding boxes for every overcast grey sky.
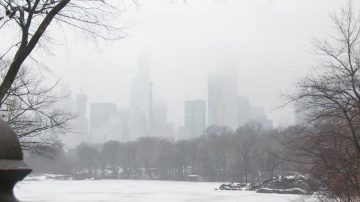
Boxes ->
[28,0,351,127]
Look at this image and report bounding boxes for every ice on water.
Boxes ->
[15,180,315,202]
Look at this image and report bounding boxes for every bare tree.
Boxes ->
[75,142,99,177]
[259,130,283,181]
[0,0,124,103]
[0,60,73,155]
[101,141,121,178]
[286,1,360,201]
[234,123,261,184]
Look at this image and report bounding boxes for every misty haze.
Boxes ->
[0,0,359,202]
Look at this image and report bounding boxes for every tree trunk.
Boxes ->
[0,0,70,103]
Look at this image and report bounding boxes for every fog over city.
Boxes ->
[3,0,360,201]
[29,0,345,129]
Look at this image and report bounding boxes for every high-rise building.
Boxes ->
[117,107,131,142]
[151,102,174,138]
[250,106,273,130]
[61,90,87,148]
[258,115,274,130]
[75,91,89,138]
[151,102,167,135]
[129,59,153,140]
[207,70,239,129]
[76,92,87,118]
[184,99,206,138]
[238,96,251,126]
[90,103,118,143]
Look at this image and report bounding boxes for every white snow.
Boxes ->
[24,174,72,181]
[15,180,316,202]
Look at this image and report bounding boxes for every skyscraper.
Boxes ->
[76,92,87,118]
[207,69,239,130]
[184,99,206,138]
[129,58,153,140]
[90,103,117,143]
[238,96,251,126]
[62,91,88,148]
[151,102,174,138]
[250,106,273,130]
[75,91,89,138]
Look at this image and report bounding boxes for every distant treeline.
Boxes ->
[26,123,295,183]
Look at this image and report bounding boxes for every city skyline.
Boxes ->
[65,60,275,146]
[1,0,359,200]
[29,0,350,128]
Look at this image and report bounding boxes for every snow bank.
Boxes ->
[218,173,315,195]
[24,173,72,181]
[257,173,315,195]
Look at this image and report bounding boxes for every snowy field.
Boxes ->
[15,180,315,202]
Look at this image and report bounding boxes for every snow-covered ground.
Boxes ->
[15,180,315,202]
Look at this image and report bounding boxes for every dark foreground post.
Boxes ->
[0,119,31,202]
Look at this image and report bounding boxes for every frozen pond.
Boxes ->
[15,180,314,202]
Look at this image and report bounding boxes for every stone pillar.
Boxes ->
[0,119,32,202]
